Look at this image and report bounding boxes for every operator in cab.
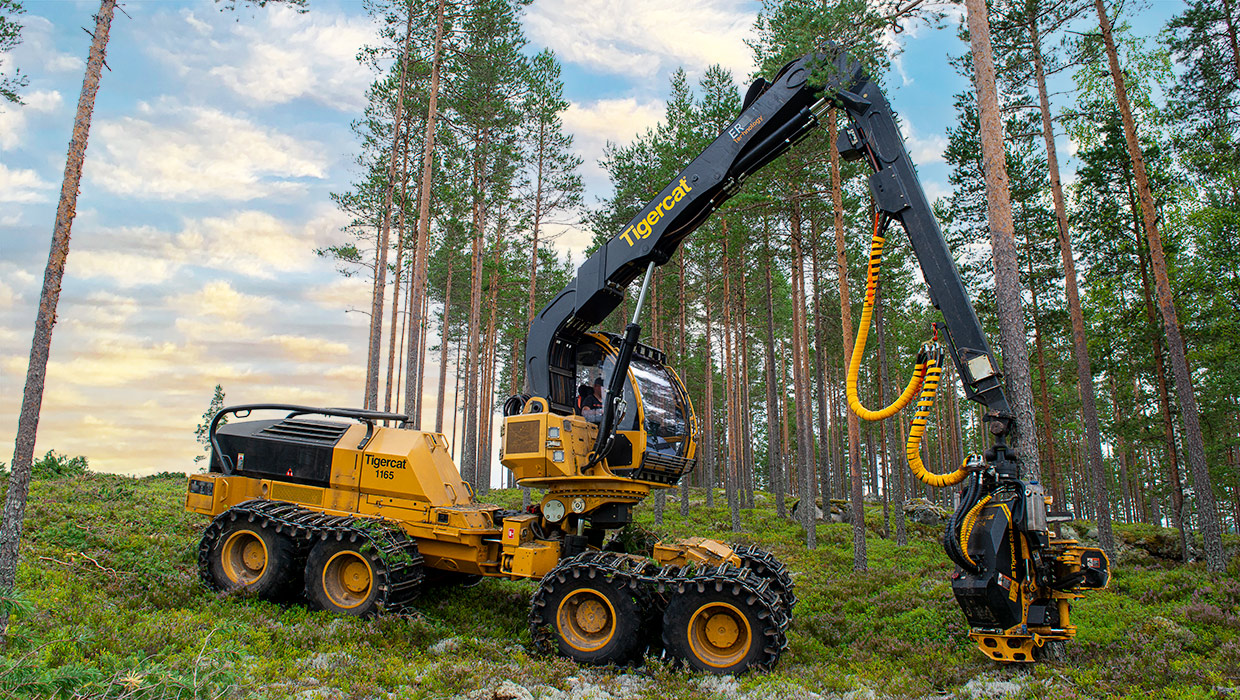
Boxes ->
[576,378,604,424]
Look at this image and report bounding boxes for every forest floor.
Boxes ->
[2,471,1238,699]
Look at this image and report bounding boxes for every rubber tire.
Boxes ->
[662,587,769,675]
[304,538,384,616]
[539,570,642,665]
[203,519,297,600]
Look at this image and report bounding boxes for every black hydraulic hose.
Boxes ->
[586,321,642,470]
[943,472,984,574]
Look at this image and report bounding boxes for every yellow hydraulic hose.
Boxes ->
[846,214,928,421]
[958,494,993,568]
[904,357,970,487]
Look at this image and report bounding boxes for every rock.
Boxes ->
[468,681,534,700]
[1059,525,1081,542]
[429,637,462,655]
[1085,527,1099,541]
[695,675,740,696]
[530,687,567,700]
[904,498,951,526]
[959,674,1024,699]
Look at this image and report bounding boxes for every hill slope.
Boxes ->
[3,472,1237,699]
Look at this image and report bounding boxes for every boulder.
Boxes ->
[904,498,951,526]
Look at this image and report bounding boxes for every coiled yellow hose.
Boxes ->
[904,358,970,487]
[846,218,928,421]
[958,494,993,567]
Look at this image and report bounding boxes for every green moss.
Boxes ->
[4,475,1237,698]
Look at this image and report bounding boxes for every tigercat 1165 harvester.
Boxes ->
[186,43,1109,674]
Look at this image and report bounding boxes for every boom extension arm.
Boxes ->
[525,45,1017,477]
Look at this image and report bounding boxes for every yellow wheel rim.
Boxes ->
[688,602,752,668]
[221,530,268,586]
[556,588,617,653]
[322,550,374,609]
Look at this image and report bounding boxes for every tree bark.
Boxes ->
[1028,10,1112,553]
[763,224,786,517]
[435,263,454,433]
[0,0,116,614]
[385,124,412,413]
[703,297,717,508]
[829,113,865,569]
[365,7,414,410]
[1135,205,1187,558]
[964,0,1043,483]
[875,284,906,545]
[789,194,816,549]
[1095,0,1224,571]
[404,0,447,422]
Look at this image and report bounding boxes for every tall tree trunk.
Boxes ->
[829,113,865,569]
[810,216,832,503]
[405,0,447,421]
[385,125,412,413]
[0,0,116,617]
[1028,256,1062,507]
[722,233,741,531]
[436,264,454,433]
[703,297,717,507]
[679,255,691,517]
[964,0,1044,484]
[763,224,786,517]
[476,229,503,495]
[1028,11,1111,552]
[460,136,488,489]
[1135,209,1188,557]
[876,284,905,545]
[366,7,414,410]
[789,196,816,549]
[1095,0,1224,570]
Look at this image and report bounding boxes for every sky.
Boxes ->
[0,0,1185,477]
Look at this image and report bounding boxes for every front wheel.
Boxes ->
[530,556,643,665]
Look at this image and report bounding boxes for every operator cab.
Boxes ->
[573,333,697,484]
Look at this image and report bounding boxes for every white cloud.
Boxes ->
[0,161,54,202]
[167,280,273,319]
[88,101,327,201]
[72,210,340,286]
[902,121,948,165]
[4,15,82,75]
[562,97,664,185]
[525,0,756,82]
[0,88,62,150]
[154,6,375,112]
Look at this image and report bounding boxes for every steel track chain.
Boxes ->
[731,543,798,615]
[528,550,790,670]
[197,499,425,612]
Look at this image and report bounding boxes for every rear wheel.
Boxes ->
[201,517,297,599]
[304,538,384,616]
[661,568,785,674]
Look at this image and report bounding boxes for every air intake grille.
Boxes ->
[258,419,349,446]
[506,419,542,454]
[271,482,324,505]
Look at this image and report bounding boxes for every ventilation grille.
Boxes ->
[271,481,324,505]
[258,419,349,446]
[634,452,695,485]
[505,419,542,454]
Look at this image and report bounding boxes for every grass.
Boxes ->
[1,471,1237,699]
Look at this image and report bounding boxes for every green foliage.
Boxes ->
[0,0,27,105]
[20,451,90,480]
[193,384,227,464]
[8,477,1239,699]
